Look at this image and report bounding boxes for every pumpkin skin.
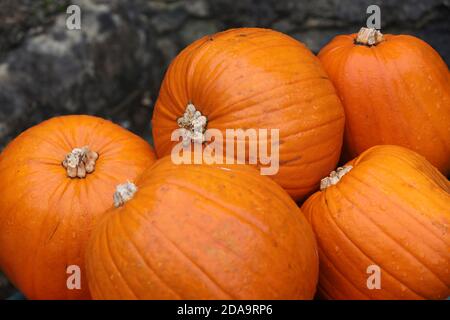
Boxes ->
[86,156,319,299]
[0,115,156,299]
[318,31,450,175]
[152,27,345,200]
[302,145,450,300]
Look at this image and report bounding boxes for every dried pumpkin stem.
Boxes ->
[62,146,98,178]
[114,181,137,207]
[355,27,384,46]
[320,165,353,190]
[177,103,207,146]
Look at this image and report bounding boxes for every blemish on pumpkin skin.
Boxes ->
[431,220,448,236]
[47,220,61,242]
[158,185,170,193]
[279,156,302,165]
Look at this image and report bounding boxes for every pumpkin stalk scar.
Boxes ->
[62,146,98,178]
[355,27,384,46]
[114,181,137,207]
[320,165,353,190]
[177,103,207,147]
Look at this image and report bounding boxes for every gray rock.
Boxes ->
[272,18,297,33]
[0,0,162,148]
[180,19,220,47]
[156,36,180,62]
[292,29,343,53]
[184,0,210,18]
[209,0,277,27]
[150,7,188,34]
[0,0,70,60]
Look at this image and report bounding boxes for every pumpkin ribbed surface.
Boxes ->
[86,156,319,299]
[319,31,450,174]
[302,145,450,300]
[0,115,156,299]
[152,27,345,200]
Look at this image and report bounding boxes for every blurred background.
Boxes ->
[0,0,449,299]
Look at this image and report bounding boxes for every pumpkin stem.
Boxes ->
[114,181,137,207]
[177,103,207,146]
[355,27,384,46]
[320,166,353,190]
[62,146,98,178]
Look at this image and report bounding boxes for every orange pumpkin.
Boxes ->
[318,27,450,175]
[302,145,450,300]
[86,156,319,299]
[152,27,345,200]
[0,115,156,299]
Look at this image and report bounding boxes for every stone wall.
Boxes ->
[0,0,449,298]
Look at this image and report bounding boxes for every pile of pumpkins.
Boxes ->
[0,27,448,300]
